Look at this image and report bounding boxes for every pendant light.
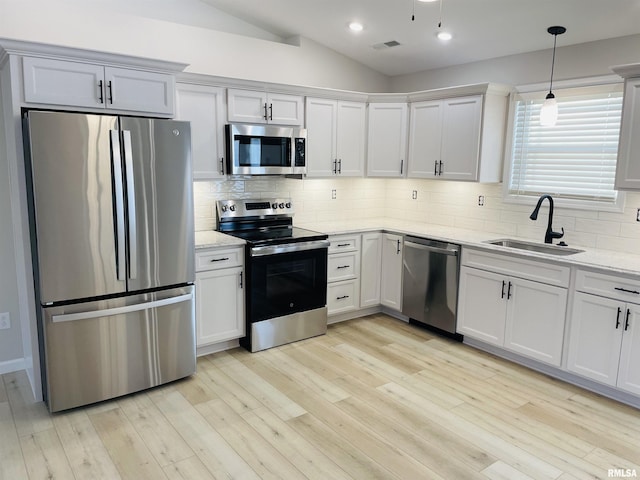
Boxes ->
[540,26,566,126]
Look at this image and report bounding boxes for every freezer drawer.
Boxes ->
[41,286,195,412]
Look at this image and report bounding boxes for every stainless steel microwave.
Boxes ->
[225,123,307,175]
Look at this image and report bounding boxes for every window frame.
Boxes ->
[502,75,625,212]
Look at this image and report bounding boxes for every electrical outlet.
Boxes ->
[412,190,418,200]
[331,189,337,200]
[478,195,485,206]
[0,312,10,330]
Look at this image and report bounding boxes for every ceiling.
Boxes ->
[200,0,640,76]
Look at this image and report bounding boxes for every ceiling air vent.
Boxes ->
[372,40,401,50]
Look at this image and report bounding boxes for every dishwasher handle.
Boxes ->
[404,240,459,256]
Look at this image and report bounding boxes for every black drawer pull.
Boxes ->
[210,257,230,262]
[336,295,350,300]
[337,265,350,269]
[501,280,506,299]
[337,243,351,247]
[98,80,104,103]
[625,309,631,331]
[507,281,513,300]
[616,307,622,329]
[615,287,640,295]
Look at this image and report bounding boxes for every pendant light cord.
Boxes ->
[548,33,558,95]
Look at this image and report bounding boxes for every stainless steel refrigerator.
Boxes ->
[23,110,196,412]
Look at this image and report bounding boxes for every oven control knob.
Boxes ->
[229,204,236,212]
[279,203,285,209]
[221,205,228,212]
[272,202,278,209]
[285,202,292,209]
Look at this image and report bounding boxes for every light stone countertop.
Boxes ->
[297,218,640,278]
[195,230,245,249]
[194,218,640,278]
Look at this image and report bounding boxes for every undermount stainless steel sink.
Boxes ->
[485,238,584,256]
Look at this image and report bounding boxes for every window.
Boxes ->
[505,82,624,210]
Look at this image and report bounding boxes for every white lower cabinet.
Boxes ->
[457,249,569,366]
[360,232,383,308]
[567,269,640,396]
[381,233,403,310]
[327,235,361,316]
[195,247,245,347]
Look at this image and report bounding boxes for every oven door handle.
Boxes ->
[250,240,330,257]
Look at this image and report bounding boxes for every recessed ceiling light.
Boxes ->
[437,31,452,41]
[349,22,364,32]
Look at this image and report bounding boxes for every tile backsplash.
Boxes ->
[194,177,640,255]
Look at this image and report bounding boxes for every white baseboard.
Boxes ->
[197,339,240,357]
[0,357,25,375]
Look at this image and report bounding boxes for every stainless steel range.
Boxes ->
[217,198,329,352]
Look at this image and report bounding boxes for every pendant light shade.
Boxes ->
[540,26,566,127]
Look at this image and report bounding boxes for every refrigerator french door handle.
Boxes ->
[51,292,193,323]
[110,130,126,281]
[122,130,138,280]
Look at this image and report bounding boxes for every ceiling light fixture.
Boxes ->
[540,25,566,127]
[349,22,363,32]
[436,0,452,42]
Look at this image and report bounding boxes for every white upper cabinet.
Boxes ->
[407,100,443,177]
[227,88,303,125]
[305,97,366,177]
[22,57,175,115]
[175,83,227,179]
[367,102,408,177]
[615,76,640,189]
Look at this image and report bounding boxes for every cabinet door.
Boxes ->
[105,67,174,115]
[227,88,268,123]
[566,292,624,387]
[504,277,567,366]
[439,95,482,181]
[618,304,640,395]
[407,100,443,178]
[175,84,227,179]
[268,93,304,126]
[305,97,337,177]
[360,232,382,308]
[380,233,403,310]
[22,57,105,109]
[457,266,507,345]
[367,103,408,177]
[336,101,366,176]
[196,267,245,346]
[615,78,640,190]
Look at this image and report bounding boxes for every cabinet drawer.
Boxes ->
[196,247,243,272]
[575,269,640,303]
[327,279,360,315]
[462,248,570,288]
[328,252,359,282]
[329,234,360,253]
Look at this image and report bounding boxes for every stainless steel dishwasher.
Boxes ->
[402,236,461,337]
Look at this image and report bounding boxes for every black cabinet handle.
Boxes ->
[615,287,640,295]
[263,103,268,120]
[507,281,513,299]
[269,103,273,121]
[210,257,230,262]
[616,307,622,329]
[400,159,404,175]
[438,160,443,176]
[337,243,350,247]
[501,280,506,299]
[625,308,631,331]
[434,160,438,176]
[333,159,337,174]
[338,159,342,174]
[396,239,401,254]
[239,271,243,288]
[336,295,350,300]
[219,158,225,175]
[337,265,350,269]
[107,81,113,104]
[98,80,104,104]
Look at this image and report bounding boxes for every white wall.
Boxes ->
[0,0,390,92]
[390,34,640,92]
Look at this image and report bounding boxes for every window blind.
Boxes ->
[509,85,623,203]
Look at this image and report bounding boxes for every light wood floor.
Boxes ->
[2,314,640,480]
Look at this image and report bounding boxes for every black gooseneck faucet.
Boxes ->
[530,194,564,244]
